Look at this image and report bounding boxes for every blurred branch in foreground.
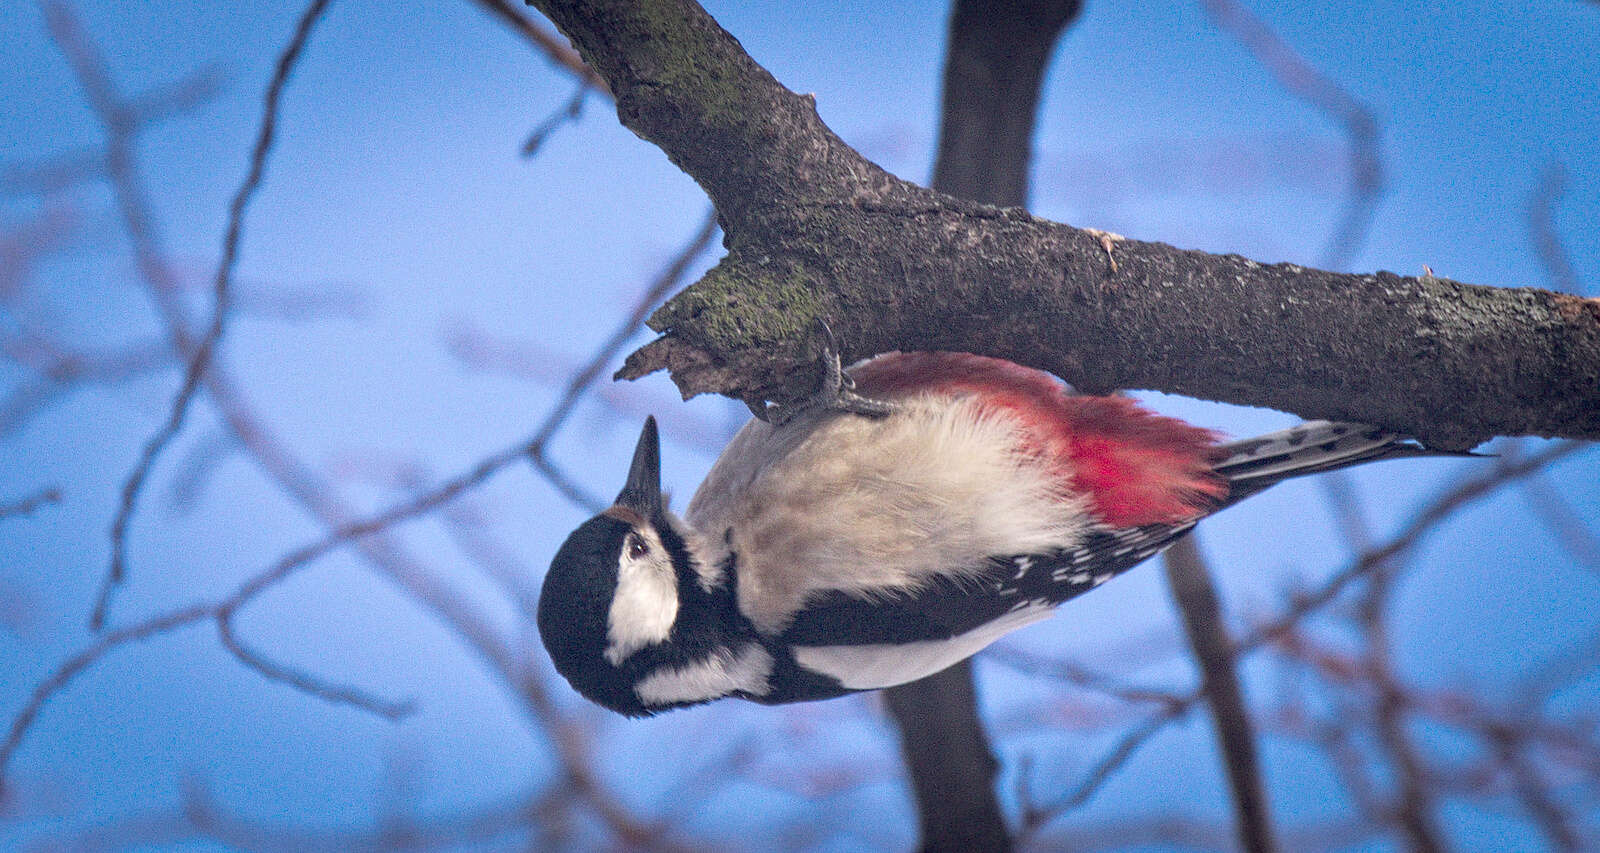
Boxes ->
[93,0,333,632]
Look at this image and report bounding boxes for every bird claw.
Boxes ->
[753,321,896,427]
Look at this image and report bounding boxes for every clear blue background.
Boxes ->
[1,0,1597,849]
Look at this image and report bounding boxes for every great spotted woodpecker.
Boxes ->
[538,351,1446,716]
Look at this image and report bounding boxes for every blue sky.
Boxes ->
[1,0,1597,849]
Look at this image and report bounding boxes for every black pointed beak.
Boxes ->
[615,416,663,519]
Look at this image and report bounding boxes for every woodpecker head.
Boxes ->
[538,417,700,716]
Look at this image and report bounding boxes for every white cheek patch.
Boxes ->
[792,603,1054,690]
[604,530,679,666]
[635,643,774,706]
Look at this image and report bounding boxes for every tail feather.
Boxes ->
[1214,421,1466,507]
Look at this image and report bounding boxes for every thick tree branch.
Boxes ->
[525,0,1599,450]
[931,0,1083,210]
[885,664,1010,853]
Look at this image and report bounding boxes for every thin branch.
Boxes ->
[984,645,1189,707]
[524,205,719,513]
[1515,630,1600,707]
[0,488,61,521]
[1200,0,1383,271]
[1238,441,1590,652]
[1274,630,1600,779]
[1022,702,1195,834]
[1306,702,1387,821]
[216,610,416,720]
[472,0,610,94]
[1162,535,1276,852]
[161,429,240,514]
[45,777,569,852]
[0,334,171,437]
[1512,451,1600,574]
[1028,814,1378,853]
[23,6,672,842]
[0,148,106,195]
[1357,539,1446,851]
[522,82,589,156]
[1528,162,1583,295]
[122,66,228,127]
[0,605,214,797]
[97,0,333,631]
[1,436,547,790]
[1490,723,1584,852]
[1024,440,1586,836]
[444,323,736,453]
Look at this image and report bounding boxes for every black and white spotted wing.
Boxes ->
[778,522,1196,649]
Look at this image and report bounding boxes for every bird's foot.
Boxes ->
[748,321,896,427]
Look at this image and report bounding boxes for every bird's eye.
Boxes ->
[628,536,649,559]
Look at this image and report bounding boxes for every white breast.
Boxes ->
[686,393,1091,635]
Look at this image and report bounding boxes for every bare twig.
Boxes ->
[12,7,707,845]
[41,777,571,852]
[1021,702,1195,835]
[444,323,736,453]
[522,83,589,156]
[2,434,581,788]
[1239,441,1589,652]
[1528,162,1583,295]
[0,605,214,797]
[1304,702,1386,821]
[1274,631,1600,779]
[1506,443,1600,573]
[1027,815,1379,853]
[216,610,417,720]
[97,0,333,631]
[1200,0,1382,271]
[524,205,719,513]
[0,149,106,196]
[0,67,221,198]
[1357,540,1446,851]
[472,0,609,93]
[160,430,240,514]
[1162,535,1276,852]
[1023,440,1586,838]
[0,488,61,521]
[0,334,171,437]
[984,645,1190,707]
[0,205,79,296]
[1274,627,1600,848]
[1489,723,1583,852]
[121,65,227,124]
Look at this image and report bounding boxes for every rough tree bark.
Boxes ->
[879,2,1082,851]
[526,0,1599,452]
